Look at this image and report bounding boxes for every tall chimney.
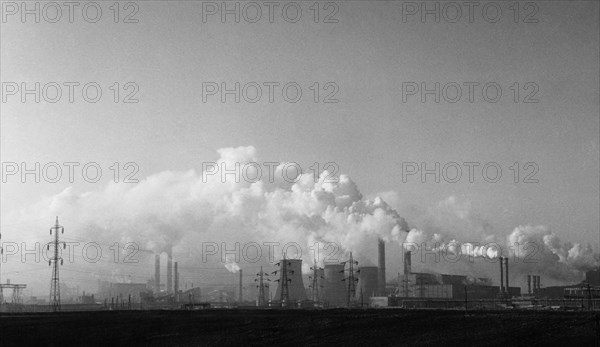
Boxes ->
[504,257,509,296]
[527,275,531,294]
[402,250,412,297]
[378,238,386,295]
[499,257,504,293]
[174,261,179,302]
[167,245,173,294]
[239,269,243,303]
[155,254,160,293]
[403,250,412,275]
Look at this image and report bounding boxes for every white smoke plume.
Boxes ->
[224,254,241,273]
[3,146,408,291]
[4,147,597,292]
[507,225,599,281]
[397,197,598,284]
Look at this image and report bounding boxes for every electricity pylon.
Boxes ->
[254,266,270,306]
[49,217,65,312]
[309,260,324,303]
[341,252,359,307]
[273,254,292,307]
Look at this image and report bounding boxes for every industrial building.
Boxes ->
[97,281,148,303]
[85,238,600,310]
[534,270,600,299]
[266,241,535,308]
[7,218,596,314]
[396,272,520,300]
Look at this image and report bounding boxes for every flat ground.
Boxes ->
[1,309,598,346]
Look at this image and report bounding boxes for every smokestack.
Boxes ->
[174,261,179,302]
[155,254,160,292]
[403,250,412,275]
[504,257,509,296]
[167,245,173,294]
[527,275,531,295]
[499,257,504,293]
[239,269,243,303]
[378,239,386,295]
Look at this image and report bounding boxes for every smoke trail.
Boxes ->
[4,146,409,288]
[4,147,596,290]
[397,197,598,283]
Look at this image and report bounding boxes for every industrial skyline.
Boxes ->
[0,0,598,344]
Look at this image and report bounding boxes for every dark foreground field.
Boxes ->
[1,309,599,346]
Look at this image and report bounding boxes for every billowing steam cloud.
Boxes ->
[507,225,599,279]
[4,146,408,288]
[3,147,597,292]
[398,196,598,284]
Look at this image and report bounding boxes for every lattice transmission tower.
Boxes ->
[49,217,65,312]
[254,266,270,307]
[273,254,292,307]
[341,252,359,307]
[309,260,323,303]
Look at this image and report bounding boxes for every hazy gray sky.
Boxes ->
[1,1,599,292]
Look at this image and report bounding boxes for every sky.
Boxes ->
[0,1,598,296]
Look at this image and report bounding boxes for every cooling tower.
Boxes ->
[323,264,346,306]
[154,254,160,292]
[356,266,379,301]
[274,259,307,302]
[403,250,412,275]
[378,239,386,295]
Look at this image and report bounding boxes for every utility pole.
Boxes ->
[49,216,65,312]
